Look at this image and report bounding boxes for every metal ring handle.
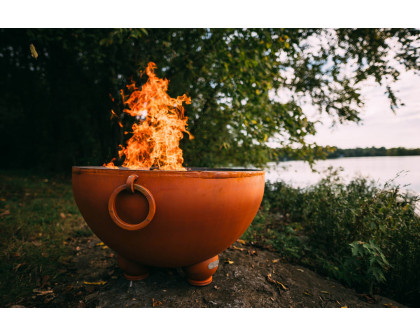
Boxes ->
[108,175,156,231]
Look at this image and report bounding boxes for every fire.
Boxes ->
[104,62,192,170]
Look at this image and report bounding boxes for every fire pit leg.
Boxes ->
[183,255,219,286]
[117,255,149,281]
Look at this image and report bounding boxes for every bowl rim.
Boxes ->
[72,166,265,178]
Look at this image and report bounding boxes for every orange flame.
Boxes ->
[105,62,192,170]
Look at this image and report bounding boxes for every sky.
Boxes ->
[307,70,420,149]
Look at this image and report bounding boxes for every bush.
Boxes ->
[244,172,420,306]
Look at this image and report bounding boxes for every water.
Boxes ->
[266,155,420,194]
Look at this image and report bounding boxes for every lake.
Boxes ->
[265,155,420,194]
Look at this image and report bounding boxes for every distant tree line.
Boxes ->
[326,147,420,158]
[272,146,420,162]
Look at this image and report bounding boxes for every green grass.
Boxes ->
[0,171,92,306]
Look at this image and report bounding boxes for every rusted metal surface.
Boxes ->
[72,166,264,283]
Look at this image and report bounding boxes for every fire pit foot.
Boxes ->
[183,255,219,287]
[186,277,213,286]
[118,255,149,281]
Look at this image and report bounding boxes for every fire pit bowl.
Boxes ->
[72,166,264,286]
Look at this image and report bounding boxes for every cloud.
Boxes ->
[307,71,420,148]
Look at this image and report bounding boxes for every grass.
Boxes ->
[0,171,92,306]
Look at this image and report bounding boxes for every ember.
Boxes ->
[105,62,192,170]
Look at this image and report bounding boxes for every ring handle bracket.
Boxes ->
[126,174,138,193]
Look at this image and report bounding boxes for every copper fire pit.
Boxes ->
[72,166,264,286]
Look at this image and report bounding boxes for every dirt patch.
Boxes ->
[12,237,404,308]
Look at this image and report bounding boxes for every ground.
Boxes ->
[0,172,405,308]
[11,236,403,308]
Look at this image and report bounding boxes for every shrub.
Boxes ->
[245,172,420,306]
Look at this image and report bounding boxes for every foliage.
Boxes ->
[241,199,304,260]
[1,28,419,171]
[345,240,390,295]
[244,172,420,306]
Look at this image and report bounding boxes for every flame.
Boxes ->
[104,62,192,170]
